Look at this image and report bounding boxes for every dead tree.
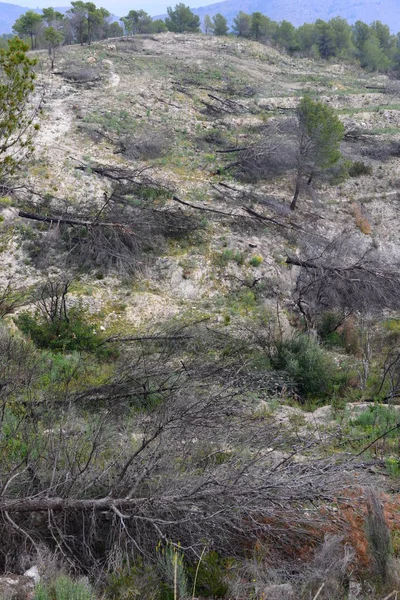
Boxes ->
[0,325,347,572]
[232,120,297,182]
[286,238,400,331]
[17,170,199,275]
[36,279,70,324]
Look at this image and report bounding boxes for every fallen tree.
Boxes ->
[0,324,348,572]
[16,174,198,274]
[286,240,400,328]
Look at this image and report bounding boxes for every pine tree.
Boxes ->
[291,96,345,210]
[0,38,40,184]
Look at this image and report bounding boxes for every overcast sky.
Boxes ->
[18,0,212,17]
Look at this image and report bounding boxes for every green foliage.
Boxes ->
[351,404,398,433]
[122,10,154,34]
[232,11,251,37]
[106,560,160,600]
[13,10,42,49]
[213,249,245,267]
[42,7,64,27]
[108,21,124,36]
[165,3,200,33]
[297,23,319,55]
[271,334,342,399]
[352,20,371,51]
[329,16,354,57]
[15,307,105,355]
[67,1,110,45]
[291,96,345,209]
[0,38,39,183]
[274,20,298,53]
[153,19,167,33]
[249,255,263,267]
[44,26,64,47]
[360,34,391,72]
[157,542,188,600]
[203,15,213,34]
[226,11,394,72]
[383,317,400,335]
[250,12,276,41]
[187,551,230,599]
[315,20,337,58]
[35,576,95,600]
[298,96,345,170]
[212,13,228,36]
[318,311,345,348]
[385,457,400,478]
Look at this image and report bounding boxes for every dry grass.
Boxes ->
[352,202,372,234]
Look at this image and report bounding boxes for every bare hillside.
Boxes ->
[3,33,400,598]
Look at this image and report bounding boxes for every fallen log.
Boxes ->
[0,495,145,514]
[215,147,248,154]
[18,210,134,233]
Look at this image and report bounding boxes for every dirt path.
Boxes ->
[103,59,120,88]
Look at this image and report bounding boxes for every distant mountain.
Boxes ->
[0,2,38,34]
[0,3,73,34]
[1,0,400,36]
[191,0,400,33]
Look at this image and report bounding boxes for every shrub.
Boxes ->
[187,551,230,599]
[351,404,398,432]
[270,334,341,399]
[318,311,346,348]
[157,542,188,600]
[15,307,104,355]
[249,255,263,267]
[62,62,100,83]
[349,161,373,177]
[35,576,95,600]
[214,249,245,267]
[105,560,160,600]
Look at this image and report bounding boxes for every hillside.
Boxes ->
[3,34,400,597]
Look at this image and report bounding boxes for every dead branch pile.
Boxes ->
[0,325,347,573]
[287,238,400,326]
[17,166,199,275]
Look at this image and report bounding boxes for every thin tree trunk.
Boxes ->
[290,174,301,211]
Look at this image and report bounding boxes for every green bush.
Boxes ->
[106,560,160,600]
[317,311,346,348]
[270,334,342,399]
[187,551,230,599]
[35,576,95,600]
[157,542,188,600]
[351,404,398,433]
[214,249,245,267]
[15,307,105,355]
[248,255,263,267]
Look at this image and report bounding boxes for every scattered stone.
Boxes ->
[23,567,40,584]
[0,575,35,600]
